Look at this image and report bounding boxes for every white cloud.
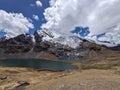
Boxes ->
[42,0,120,35]
[33,14,39,20]
[36,0,42,7]
[0,10,34,39]
[96,24,120,47]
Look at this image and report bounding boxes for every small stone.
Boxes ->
[0,76,7,80]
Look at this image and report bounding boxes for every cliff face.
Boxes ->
[0,34,33,53]
[0,32,110,59]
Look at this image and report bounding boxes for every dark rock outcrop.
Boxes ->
[108,45,120,51]
[0,34,33,53]
[34,30,43,43]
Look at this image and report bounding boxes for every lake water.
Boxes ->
[0,59,77,71]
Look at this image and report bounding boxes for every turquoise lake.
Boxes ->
[0,59,77,71]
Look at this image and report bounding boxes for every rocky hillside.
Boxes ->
[0,31,114,59]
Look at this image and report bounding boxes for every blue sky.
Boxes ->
[0,0,90,38]
[0,0,49,36]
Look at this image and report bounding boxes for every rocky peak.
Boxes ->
[0,32,109,59]
[34,30,44,43]
[0,34,33,53]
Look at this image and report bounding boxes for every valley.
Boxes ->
[0,0,120,90]
[0,50,119,90]
[0,31,120,90]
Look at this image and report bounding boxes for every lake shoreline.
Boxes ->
[0,59,78,71]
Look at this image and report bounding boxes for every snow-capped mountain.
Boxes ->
[0,30,106,59]
[36,24,120,48]
[36,30,83,48]
[1,24,120,49]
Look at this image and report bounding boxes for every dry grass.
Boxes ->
[26,69,120,90]
[0,64,119,90]
[80,64,113,70]
[0,50,120,90]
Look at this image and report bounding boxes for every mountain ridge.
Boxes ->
[0,30,113,60]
